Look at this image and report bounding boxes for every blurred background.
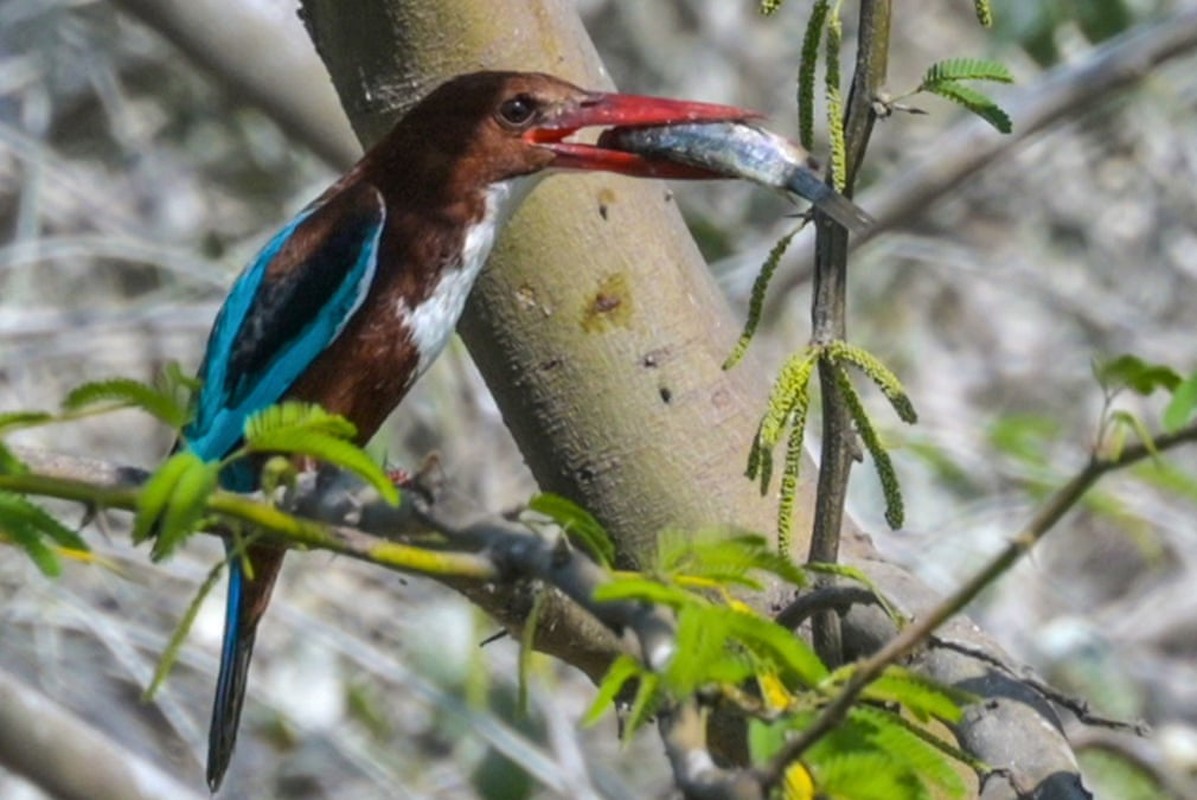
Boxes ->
[1,0,1195,797]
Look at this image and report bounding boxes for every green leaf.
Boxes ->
[811,752,925,800]
[861,667,972,723]
[151,457,221,560]
[5,522,60,576]
[0,411,55,433]
[133,451,201,543]
[625,670,661,735]
[987,413,1059,464]
[0,441,28,475]
[591,577,698,610]
[659,532,808,589]
[583,654,642,726]
[1096,354,1180,396]
[527,493,614,567]
[0,491,89,575]
[666,604,755,696]
[848,705,973,794]
[145,559,225,699]
[1163,371,1197,432]
[717,606,827,686]
[759,0,784,14]
[922,58,1012,86]
[62,378,190,428]
[243,401,358,441]
[1106,410,1157,461]
[241,403,397,505]
[1132,460,1197,505]
[924,81,1012,134]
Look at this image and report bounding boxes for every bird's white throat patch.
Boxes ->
[401,174,541,376]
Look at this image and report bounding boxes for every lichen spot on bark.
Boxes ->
[581,272,633,333]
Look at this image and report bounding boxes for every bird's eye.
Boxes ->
[498,95,536,127]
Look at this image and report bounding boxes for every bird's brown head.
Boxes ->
[389,71,757,191]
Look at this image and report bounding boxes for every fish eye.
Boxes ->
[498,95,537,127]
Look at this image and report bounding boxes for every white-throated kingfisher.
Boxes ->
[181,70,753,790]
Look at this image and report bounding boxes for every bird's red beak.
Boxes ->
[528,91,758,178]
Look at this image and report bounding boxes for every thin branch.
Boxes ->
[760,418,1197,789]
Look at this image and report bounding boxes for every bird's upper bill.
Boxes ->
[527,91,758,178]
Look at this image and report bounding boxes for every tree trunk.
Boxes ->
[298,0,818,571]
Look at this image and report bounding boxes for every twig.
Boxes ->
[929,636,1147,735]
[760,418,1197,789]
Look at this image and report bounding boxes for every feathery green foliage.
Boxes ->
[0,411,54,434]
[759,0,784,15]
[239,402,399,505]
[0,441,27,475]
[63,372,192,428]
[0,491,89,576]
[798,0,831,149]
[923,80,1012,134]
[527,492,615,566]
[918,57,1013,133]
[923,57,1012,85]
[658,530,808,589]
[858,667,972,723]
[133,451,220,559]
[145,559,225,699]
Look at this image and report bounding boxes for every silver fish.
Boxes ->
[597,122,874,232]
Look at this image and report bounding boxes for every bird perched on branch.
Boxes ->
[178,70,752,790]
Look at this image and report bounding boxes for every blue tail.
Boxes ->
[206,541,286,792]
[207,551,255,791]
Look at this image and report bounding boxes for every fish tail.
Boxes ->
[786,169,875,232]
[207,544,285,792]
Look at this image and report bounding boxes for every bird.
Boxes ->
[177,70,753,791]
